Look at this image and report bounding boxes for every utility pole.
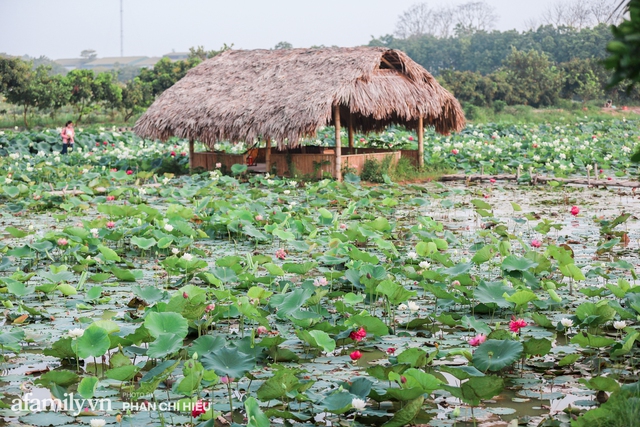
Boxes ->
[120,0,123,57]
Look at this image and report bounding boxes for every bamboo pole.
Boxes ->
[417,116,424,169]
[348,112,354,150]
[189,140,194,174]
[334,105,342,181]
[265,138,271,175]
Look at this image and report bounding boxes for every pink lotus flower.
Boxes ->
[451,280,461,286]
[468,334,486,347]
[57,238,68,246]
[339,223,347,230]
[126,170,133,175]
[103,141,108,145]
[275,248,287,260]
[531,239,541,248]
[220,376,234,384]
[256,326,268,335]
[451,149,459,155]
[191,400,209,417]
[110,168,118,172]
[181,152,187,156]
[408,136,414,141]
[489,178,496,183]
[359,138,365,142]
[570,206,580,216]
[509,316,527,333]
[106,221,116,229]
[349,327,367,342]
[183,292,188,299]
[255,214,263,221]
[350,350,362,361]
[106,195,115,201]
[95,142,100,146]
[205,303,215,313]
[215,162,222,168]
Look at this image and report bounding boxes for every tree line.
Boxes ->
[0,45,230,127]
[367,1,636,110]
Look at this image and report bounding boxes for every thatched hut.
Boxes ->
[134,47,465,180]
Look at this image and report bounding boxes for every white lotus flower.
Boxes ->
[407,251,418,260]
[164,224,174,232]
[614,321,626,330]
[560,318,573,328]
[68,328,84,338]
[171,248,179,255]
[398,304,408,311]
[351,397,366,411]
[90,419,106,427]
[407,301,419,313]
[419,261,430,270]
[182,253,193,262]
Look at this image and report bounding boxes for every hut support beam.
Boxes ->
[265,138,271,174]
[348,112,354,150]
[189,140,194,173]
[334,105,342,181]
[418,116,424,169]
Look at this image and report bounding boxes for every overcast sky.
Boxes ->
[2,0,562,59]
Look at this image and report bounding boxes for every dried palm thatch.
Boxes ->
[134,47,465,149]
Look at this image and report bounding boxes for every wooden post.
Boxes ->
[189,139,194,174]
[265,138,271,175]
[417,116,424,169]
[348,111,354,151]
[334,105,342,181]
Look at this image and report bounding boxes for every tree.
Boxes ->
[455,1,497,33]
[604,0,640,88]
[394,3,455,38]
[0,59,67,127]
[66,69,97,123]
[503,48,563,107]
[120,77,153,121]
[188,44,233,61]
[80,49,97,60]
[273,41,293,50]
[138,57,201,97]
[92,72,122,113]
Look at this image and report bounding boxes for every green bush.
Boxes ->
[361,158,385,183]
[493,100,506,113]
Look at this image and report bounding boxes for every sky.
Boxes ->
[1,0,561,60]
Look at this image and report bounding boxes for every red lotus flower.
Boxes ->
[95,142,100,146]
[386,347,396,355]
[532,143,538,148]
[126,170,133,175]
[468,334,486,347]
[350,350,362,361]
[531,239,541,248]
[490,178,496,183]
[451,149,459,155]
[103,141,108,145]
[509,316,527,333]
[275,248,287,260]
[191,400,209,417]
[170,151,176,157]
[400,376,407,384]
[183,292,188,299]
[349,327,367,342]
[570,206,580,216]
[408,136,414,141]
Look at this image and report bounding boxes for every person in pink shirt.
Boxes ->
[61,121,74,154]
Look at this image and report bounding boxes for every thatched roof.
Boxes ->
[134,47,465,149]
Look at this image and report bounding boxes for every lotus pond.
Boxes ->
[0,123,639,427]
